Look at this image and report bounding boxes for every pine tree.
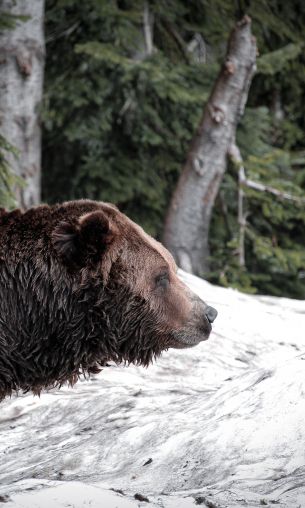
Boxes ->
[42,0,305,298]
[43,0,217,234]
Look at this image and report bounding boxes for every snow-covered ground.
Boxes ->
[0,271,304,508]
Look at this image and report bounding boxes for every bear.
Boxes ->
[0,200,217,400]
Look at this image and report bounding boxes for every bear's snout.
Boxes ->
[205,305,218,324]
[170,293,217,349]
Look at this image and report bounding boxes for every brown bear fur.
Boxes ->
[0,200,214,400]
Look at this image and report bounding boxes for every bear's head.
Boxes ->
[51,201,217,367]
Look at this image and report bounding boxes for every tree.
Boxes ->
[42,0,217,235]
[0,0,45,209]
[42,0,305,298]
[163,16,257,275]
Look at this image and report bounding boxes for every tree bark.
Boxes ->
[0,0,45,209]
[143,1,153,57]
[228,143,247,268]
[163,16,257,276]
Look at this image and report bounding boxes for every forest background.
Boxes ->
[1,0,305,299]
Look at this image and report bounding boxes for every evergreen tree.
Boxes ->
[43,0,217,234]
[43,0,305,298]
[0,136,20,209]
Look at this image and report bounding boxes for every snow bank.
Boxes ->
[0,271,304,507]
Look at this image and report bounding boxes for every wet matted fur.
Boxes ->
[0,200,215,400]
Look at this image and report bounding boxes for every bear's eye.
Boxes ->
[155,272,170,289]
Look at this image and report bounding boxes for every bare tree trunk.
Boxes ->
[228,143,247,268]
[143,1,153,57]
[0,0,45,209]
[163,16,257,276]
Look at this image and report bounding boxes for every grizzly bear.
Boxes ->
[0,200,217,400]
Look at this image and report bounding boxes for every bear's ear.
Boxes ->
[52,210,116,266]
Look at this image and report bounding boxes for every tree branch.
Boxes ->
[229,143,305,205]
[162,20,190,63]
[242,176,305,203]
[229,141,305,268]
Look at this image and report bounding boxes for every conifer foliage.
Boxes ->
[0,135,20,209]
[43,1,217,233]
[40,1,305,298]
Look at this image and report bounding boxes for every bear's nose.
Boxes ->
[205,306,218,324]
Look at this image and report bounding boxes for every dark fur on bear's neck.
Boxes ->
[0,202,165,400]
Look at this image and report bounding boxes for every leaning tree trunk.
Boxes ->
[163,16,257,276]
[0,0,45,209]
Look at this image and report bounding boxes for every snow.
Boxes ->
[0,270,304,507]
